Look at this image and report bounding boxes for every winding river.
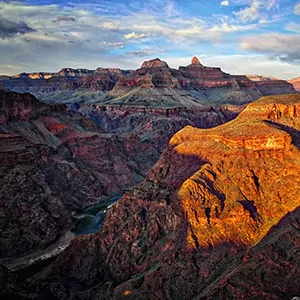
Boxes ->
[73,194,122,235]
[5,194,122,276]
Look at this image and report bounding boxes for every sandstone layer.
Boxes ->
[7,94,300,299]
[0,57,296,106]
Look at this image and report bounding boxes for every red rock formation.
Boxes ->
[0,90,160,261]
[246,74,279,81]
[289,77,300,92]
[191,56,202,65]
[0,57,296,105]
[0,88,238,264]
[141,58,169,69]
[14,94,300,299]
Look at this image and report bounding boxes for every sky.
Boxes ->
[0,0,299,79]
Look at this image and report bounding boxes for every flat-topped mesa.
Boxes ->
[238,94,300,121]
[141,58,169,69]
[246,74,279,81]
[170,94,300,153]
[95,68,123,75]
[57,68,95,77]
[12,73,55,80]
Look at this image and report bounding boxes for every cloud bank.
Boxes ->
[0,16,34,38]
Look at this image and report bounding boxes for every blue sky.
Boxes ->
[0,0,299,78]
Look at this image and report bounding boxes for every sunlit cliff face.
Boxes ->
[170,95,300,248]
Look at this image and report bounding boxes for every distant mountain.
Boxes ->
[0,57,296,106]
[288,76,300,92]
[245,74,279,81]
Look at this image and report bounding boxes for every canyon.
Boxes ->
[1,93,299,299]
[0,86,237,267]
[0,57,299,299]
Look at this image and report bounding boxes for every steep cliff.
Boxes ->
[12,94,300,299]
[289,77,300,92]
[0,88,237,266]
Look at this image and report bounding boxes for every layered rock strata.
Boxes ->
[0,57,296,105]
[10,94,300,299]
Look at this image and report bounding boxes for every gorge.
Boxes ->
[0,57,299,299]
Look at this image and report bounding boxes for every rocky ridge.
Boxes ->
[0,57,296,105]
[0,88,237,267]
[7,94,300,299]
[289,77,300,92]
[0,89,158,262]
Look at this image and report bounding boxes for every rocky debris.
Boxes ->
[12,94,300,299]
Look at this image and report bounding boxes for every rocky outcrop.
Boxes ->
[0,87,238,265]
[83,104,240,151]
[141,58,169,69]
[246,74,279,81]
[0,57,296,105]
[289,77,300,92]
[109,57,295,106]
[191,56,202,65]
[11,94,300,299]
[0,90,161,262]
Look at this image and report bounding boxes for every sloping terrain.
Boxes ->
[0,88,237,272]
[4,94,299,299]
[289,77,300,92]
[0,90,159,262]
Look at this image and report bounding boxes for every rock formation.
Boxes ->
[141,58,169,69]
[0,57,296,105]
[0,89,159,262]
[191,56,202,65]
[246,74,279,81]
[0,87,238,268]
[5,94,300,299]
[289,76,300,92]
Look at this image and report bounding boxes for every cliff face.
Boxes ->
[0,90,159,261]
[12,94,300,300]
[0,57,296,105]
[0,88,237,264]
[289,77,300,92]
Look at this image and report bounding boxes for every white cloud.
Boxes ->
[221,1,229,6]
[234,0,263,22]
[265,0,278,10]
[0,0,294,77]
[242,34,300,63]
[295,3,300,15]
[124,32,148,39]
[210,22,257,33]
[286,22,300,33]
